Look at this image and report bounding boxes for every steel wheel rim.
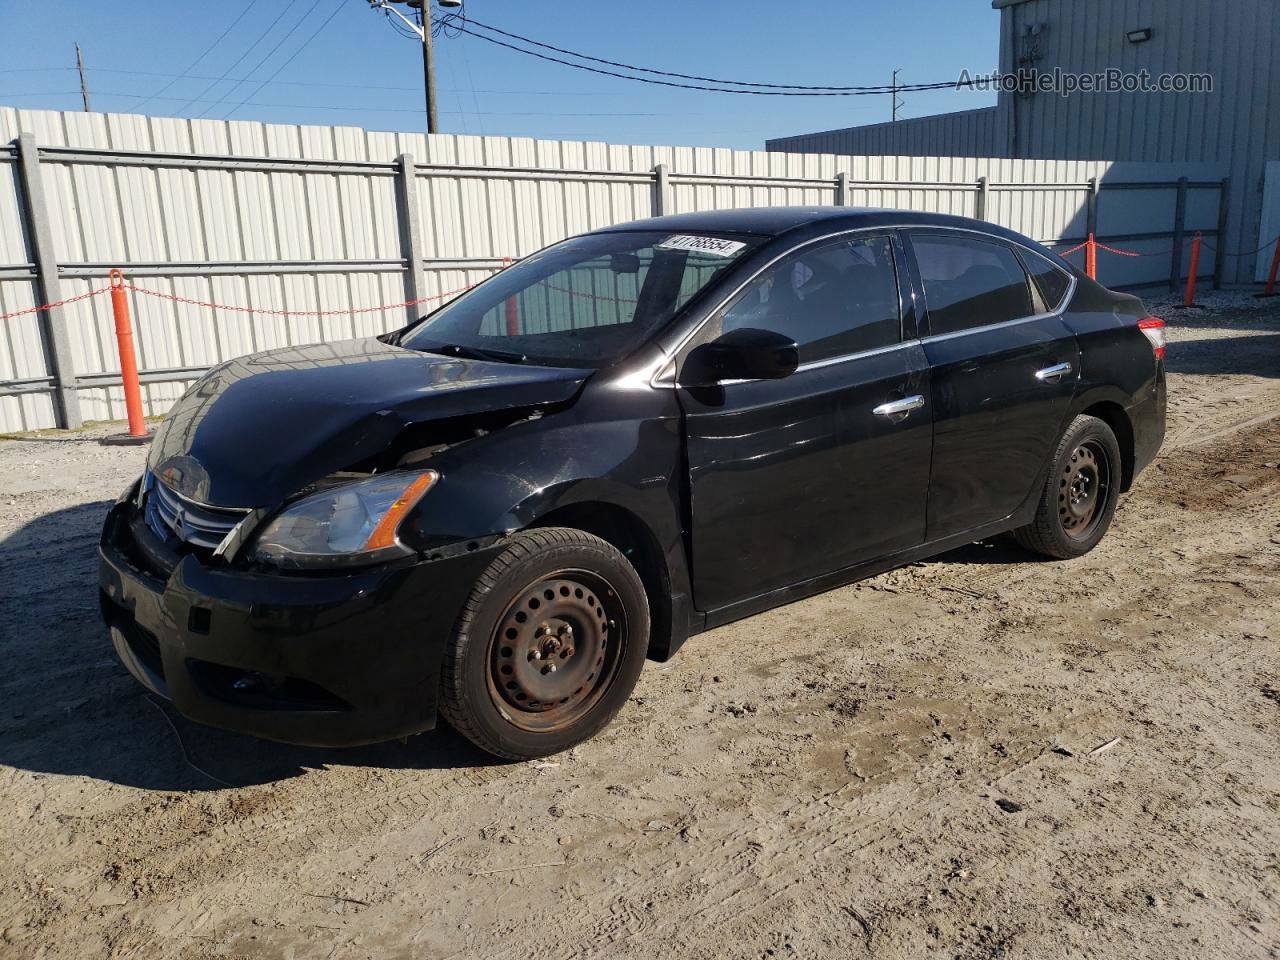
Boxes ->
[487,569,626,733]
[1059,438,1111,540]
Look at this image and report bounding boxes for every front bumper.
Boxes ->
[98,499,500,747]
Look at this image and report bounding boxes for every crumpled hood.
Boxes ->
[147,338,590,508]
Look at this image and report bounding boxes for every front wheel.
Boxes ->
[439,527,649,760]
[1014,414,1123,559]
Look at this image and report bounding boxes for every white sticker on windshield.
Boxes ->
[656,234,747,258]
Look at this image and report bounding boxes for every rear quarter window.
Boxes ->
[1018,248,1073,312]
[911,235,1034,336]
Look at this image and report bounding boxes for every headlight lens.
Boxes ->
[249,470,437,569]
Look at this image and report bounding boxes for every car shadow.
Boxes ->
[1154,290,1279,323]
[0,501,504,793]
[927,533,1038,567]
[1165,332,1280,378]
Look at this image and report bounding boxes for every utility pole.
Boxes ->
[75,43,91,112]
[416,3,439,134]
[891,69,903,122]
[370,1,445,134]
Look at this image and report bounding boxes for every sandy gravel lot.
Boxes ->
[2,292,1278,960]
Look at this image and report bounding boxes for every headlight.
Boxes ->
[249,470,438,569]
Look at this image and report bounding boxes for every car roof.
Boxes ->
[596,206,1038,247]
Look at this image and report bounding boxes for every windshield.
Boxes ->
[400,230,762,368]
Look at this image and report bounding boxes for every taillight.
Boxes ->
[1137,316,1166,359]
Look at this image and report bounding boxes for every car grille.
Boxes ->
[142,472,249,551]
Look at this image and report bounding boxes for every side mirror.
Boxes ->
[682,328,799,384]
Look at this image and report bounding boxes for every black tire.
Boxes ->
[1014,414,1123,559]
[439,527,649,760]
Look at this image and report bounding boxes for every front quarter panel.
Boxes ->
[405,411,684,548]
[397,379,694,650]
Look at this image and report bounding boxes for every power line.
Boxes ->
[5,37,975,100]
[0,91,102,98]
[384,11,422,42]
[0,65,628,97]
[94,66,422,90]
[450,23,968,96]
[0,90,666,117]
[168,1,300,116]
[220,0,346,119]
[195,0,326,119]
[132,0,262,112]
[455,15,963,94]
[457,33,488,137]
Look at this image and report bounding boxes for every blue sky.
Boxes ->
[0,1,1000,148]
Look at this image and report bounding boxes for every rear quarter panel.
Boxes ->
[1059,281,1166,479]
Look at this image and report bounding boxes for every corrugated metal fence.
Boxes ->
[0,107,1227,432]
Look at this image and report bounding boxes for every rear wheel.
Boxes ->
[440,527,649,760]
[1013,415,1122,559]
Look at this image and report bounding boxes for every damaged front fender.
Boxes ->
[402,413,684,550]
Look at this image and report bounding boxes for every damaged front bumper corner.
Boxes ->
[98,499,501,748]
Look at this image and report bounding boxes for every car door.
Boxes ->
[675,232,933,614]
[903,229,1080,541]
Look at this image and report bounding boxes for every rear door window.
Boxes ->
[910,234,1034,336]
[716,234,902,363]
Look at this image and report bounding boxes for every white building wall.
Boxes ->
[997,0,1278,285]
[767,0,1279,284]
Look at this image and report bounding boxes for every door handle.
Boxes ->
[1035,362,1073,383]
[873,395,926,418]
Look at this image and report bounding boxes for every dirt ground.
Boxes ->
[2,291,1278,960]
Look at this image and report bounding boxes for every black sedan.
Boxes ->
[99,207,1167,759]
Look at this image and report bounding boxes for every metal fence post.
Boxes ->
[834,172,849,207]
[1169,175,1188,294]
[652,163,672,216]
[15,133,82,429]
[395,153,426,325]
[975,176,989,221]
[1213,176,1230,290]
[1085,176,1099,239]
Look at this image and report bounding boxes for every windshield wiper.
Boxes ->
[421,342,528,364]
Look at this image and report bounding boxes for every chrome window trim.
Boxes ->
[652,359,677,387]
[796,337,921,372]
[652,337,923,389]
[918,311,1056,345]
[651,221,1074,390]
